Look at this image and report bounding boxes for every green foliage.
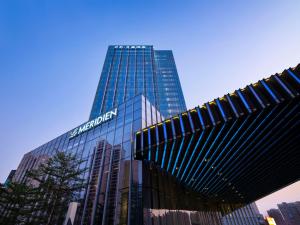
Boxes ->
[0,150,87,225]
[0,182,37,225]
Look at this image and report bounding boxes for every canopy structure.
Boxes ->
[135,64,300,205]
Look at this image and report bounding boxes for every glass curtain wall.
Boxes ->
[89,45,186,120]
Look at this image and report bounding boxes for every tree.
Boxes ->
[0,150,87,225]
[0,182,37,225]
[27,150,87,225]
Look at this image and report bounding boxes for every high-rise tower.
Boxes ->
[89,45,186,120]
[6,43,299,225]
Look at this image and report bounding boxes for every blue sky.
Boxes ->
[0,0,299,215]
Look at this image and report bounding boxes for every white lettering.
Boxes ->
[104,112,110,120]
[110,108,117,117]
[69,108,118,139]
[88,120,95,129]
[78,125,86,134]
[95,116,102,126]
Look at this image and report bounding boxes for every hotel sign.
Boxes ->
[114,45,146,49]
[69,108,117,139]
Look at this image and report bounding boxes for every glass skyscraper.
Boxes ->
[89,45,186,120]
[4,46,299,225]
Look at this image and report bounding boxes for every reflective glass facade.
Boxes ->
[89,45,186,120]
[8,45,299,225]
[13,95,164,224]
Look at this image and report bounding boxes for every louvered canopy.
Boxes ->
[135,65,300,204]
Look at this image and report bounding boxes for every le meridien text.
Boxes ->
[69,108,117,139]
